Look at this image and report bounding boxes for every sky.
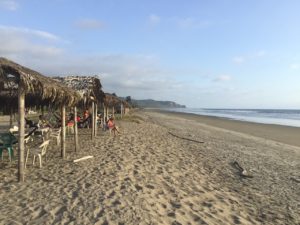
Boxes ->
[0,0,300,108]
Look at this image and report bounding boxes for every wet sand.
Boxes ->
[0,110,299,224]
[155,109,300,147]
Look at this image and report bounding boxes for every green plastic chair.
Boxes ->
[0,133,17,162]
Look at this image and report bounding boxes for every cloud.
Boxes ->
[233,50,266,64]
[0,25,64,62]
[232,56,245,64]
[213,75,232,82]
[0,25,182,99]
[148,14,161,25]
[290,63,300,70]
[256,50,266,57]
[75,19,105,30]
[0,0,19,11]
[177,17,211,29]
[0,25,60,41]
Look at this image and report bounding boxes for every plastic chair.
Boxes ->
[9,125,18,134]
[0,133,17,162]
[50,128,61,146]
[26,140,50,168]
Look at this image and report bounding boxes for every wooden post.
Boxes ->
[120,103,123,119]
[102,103,106,130]
[95,103,98,137]
[112,106,115,118]
[18,85,25,182]
[74,106,79,152]
[91,101,94,140]
[106,106,108,120]
[9,109,13,128]
[61,104,66,158]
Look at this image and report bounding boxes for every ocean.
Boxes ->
[166,108,300,127]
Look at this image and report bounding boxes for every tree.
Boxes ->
[125,96,132,103]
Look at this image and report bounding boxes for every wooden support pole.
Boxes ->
[61,104,66,158]
[91,101,94,140]
[9,109,13,128]
[102,103,106,130]
[18,86,25,182]
[112,106,115,118]
[74,106,79,152]
[120,103,123,119]
[95,103,98,137]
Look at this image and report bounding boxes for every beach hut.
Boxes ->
[53,76,105,139]
[103,93,123,119]
[0,57,81,182]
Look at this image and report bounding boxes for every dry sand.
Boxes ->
[0,110,299,225]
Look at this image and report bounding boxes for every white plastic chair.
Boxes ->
[50,128,61,146]
[26,140,50,168]
[9,125,18,134]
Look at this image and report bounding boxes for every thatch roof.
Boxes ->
[104,93,123,107]
[0,57,81,113]
[52,76,105,105]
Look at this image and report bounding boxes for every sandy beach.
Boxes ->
[0,110,299,225]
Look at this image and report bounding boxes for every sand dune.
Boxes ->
[0,110,299,224]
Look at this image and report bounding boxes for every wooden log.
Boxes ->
[74,106,79,152]
[18,85,25,182]
[73,155,93,163]
[61,104,66,158]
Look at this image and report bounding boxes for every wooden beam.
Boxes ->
[74,106,79,152]
[61,104,66,158]
[18,85,25,182]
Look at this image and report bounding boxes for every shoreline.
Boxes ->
[152,109,300,148]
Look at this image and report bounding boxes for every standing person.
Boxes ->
[107,117,120,136]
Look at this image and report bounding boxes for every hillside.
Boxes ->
[132,99,186,108]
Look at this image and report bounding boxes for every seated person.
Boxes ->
[37,115,51,128]
[25,118,37,128]
[107,117,120,136]
[83,110,89,120]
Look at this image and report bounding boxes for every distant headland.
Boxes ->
[132,99,186,108]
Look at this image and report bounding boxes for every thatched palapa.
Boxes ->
[0,57,82,182]
[53,76,105,106]
[0,57,81,112]
[104,93,122,107]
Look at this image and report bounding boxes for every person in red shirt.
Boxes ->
[107,117,120,136]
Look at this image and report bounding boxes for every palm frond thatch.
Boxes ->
[0,57,81,112]
[52,76,105,106]
[104,93,123,107]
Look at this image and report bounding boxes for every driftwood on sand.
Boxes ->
[231,161,253,178]
[168,131,204,144]
[73,156,94,163]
